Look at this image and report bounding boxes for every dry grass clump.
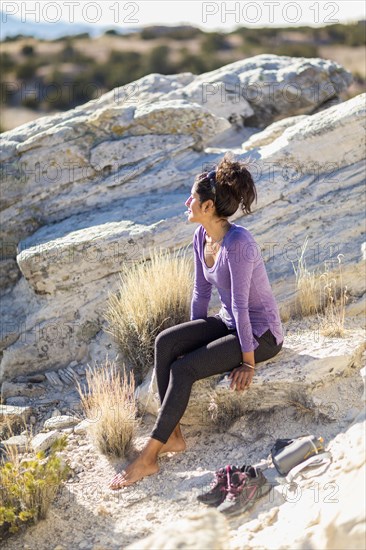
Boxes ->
[0,412,31,444]
[76,357,138,458]
[104,245,193,384]
[317,255,349,337]
[291,236,349,336]
[207,390,246,431]
[291,235,323,317]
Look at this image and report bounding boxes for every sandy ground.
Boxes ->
[2,315,365,550]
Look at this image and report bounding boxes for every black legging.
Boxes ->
[150,315,283,444]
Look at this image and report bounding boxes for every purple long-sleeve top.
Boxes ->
[190,222,284,353]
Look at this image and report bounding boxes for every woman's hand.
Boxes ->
[228,364,255,391]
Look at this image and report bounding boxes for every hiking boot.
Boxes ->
[217,466,272,517]
[197,464,253,507]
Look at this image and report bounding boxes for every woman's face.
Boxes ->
[185,186,203,222]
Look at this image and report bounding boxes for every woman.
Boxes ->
[108,153,283,489]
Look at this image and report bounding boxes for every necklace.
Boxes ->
[206,222,231,245]
[205,222,231,254]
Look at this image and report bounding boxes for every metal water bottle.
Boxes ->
[272,435,325,475]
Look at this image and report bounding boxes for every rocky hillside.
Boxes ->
[0,53,365,549]
[1,53,364,384]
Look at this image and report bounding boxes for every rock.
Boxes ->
[31,429,60,453]
[0,56,360,384]
[3,396,29,407]
[44,371,64,389]
[242,114,309,150]
[257,92,365,170]
[70,461,84,474]
[166,54,352,128]
[44,415,80,431]
[360,366,366,402]
[63,428,74,434]
[74,418,92,435]
[240,55,352,127]
[125,509,230,549]
[1,381,46,399]
[136,330,366,426]
[0,404,33,422]
[166,67,254,124]
[0,258,21,290]
[2,100,228,250]
[1,434,28,453]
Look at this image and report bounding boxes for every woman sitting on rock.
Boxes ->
[108,152,284,489]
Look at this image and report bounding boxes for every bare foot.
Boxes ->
[158,435,186,455]
[108,457,159,489]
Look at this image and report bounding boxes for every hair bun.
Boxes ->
[215,152,257,215]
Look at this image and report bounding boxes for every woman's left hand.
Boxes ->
[228,365,254,391]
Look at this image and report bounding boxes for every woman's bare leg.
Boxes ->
[158,423,186,454]
[108,437,162,489]
[108,424,187,489]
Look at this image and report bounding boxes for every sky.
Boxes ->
[2,0,365,31]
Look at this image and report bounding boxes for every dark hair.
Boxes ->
[193,152,257,217]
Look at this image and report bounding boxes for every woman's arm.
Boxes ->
[226,236,256,354]
[227,236,256,390]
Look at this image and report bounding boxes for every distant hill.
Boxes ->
[0,12,139,40]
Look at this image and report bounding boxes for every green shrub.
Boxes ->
[0,435,70,541]
[140,26,201,40]
[21,97,39,109]
[201,32,232,54]
[144,45,173,74]
[15,60,38,80]
[21,45,34,56]
[0,52,14,74]
[104,29,119,36]
[271,43,319,58]
[177,49,207,73]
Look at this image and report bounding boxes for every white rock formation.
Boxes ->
[242,114,309,150]
[0,55,362,385]
[257,92,366,168]
[165,54,352,127]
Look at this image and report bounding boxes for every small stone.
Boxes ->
[70,461,83,473]
[31,430,60,453]
[63,427,74,434]
[51,408,62,417]
[30,415,37,424]
[74,418,91,435]
[44,415,79,431]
